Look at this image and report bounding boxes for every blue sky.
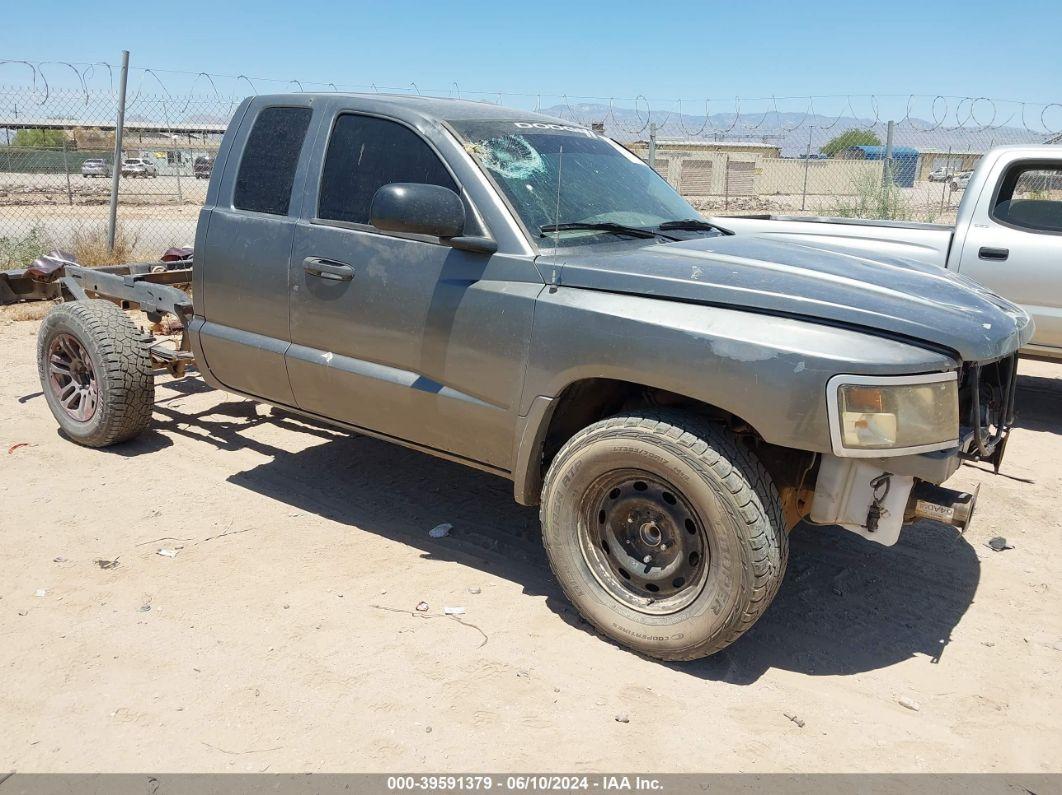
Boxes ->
[3,0,1060,116]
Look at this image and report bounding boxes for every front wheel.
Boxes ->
[37,300,154,447]
[541,413,787,661]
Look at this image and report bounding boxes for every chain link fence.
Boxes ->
[1,81,233,268]
[2,60,1060,269]
[624,117,1048,223]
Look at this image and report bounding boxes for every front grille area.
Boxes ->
[958,352,1019,467]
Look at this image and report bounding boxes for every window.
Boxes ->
[450,119,700,246]
[234,106,312,215]
[318,114,457,225]
[992,162,1062,233]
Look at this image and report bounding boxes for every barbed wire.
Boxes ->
[3,58,1062,137]
[1,56,1060,267]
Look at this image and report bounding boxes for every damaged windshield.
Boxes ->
[450,120,703,246]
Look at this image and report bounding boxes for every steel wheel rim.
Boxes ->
[47,333,99,423]
[578,469,710,615]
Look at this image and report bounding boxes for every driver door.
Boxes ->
[286,111,534,469]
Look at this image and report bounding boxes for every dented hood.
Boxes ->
[553,234,1033,362]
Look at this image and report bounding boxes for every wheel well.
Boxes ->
[531,378,815,526]
[540,379,740,471]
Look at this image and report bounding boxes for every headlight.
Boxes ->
[827,372,959,456]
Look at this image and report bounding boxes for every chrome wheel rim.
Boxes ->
[47,333,99,422]
[579,470,710,615]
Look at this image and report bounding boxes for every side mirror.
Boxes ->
[369,183,465,239]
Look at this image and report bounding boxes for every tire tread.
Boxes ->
[540,411,788,661]
[37,300,154,447]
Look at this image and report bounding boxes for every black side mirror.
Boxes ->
[370,183,465,239]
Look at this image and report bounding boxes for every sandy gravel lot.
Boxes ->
[0,309,1060,773]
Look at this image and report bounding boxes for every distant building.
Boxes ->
[625,140,782,196]
[835,145,919,187]
[627,139,782,159]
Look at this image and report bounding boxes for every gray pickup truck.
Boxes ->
[716,145,1062,360]
[28,94,1032,660]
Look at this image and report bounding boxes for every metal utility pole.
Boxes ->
[648,123,657,170]
[107,50,130,253]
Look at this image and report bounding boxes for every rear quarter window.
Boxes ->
[234,106,313,216]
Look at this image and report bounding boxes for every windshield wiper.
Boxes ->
[539,222,666,240]
[656,219,734,235]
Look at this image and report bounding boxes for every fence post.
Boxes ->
[62,137,73,206]
[801,126,813,210]
[166,102,183,204]
[724,153,730,211]
[107,49,130,254]
[648,123,657,170]
[881,119,895,189]
[939,146,951,215]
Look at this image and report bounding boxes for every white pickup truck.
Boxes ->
[715,145,1062,360]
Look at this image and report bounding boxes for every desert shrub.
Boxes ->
[828,168,913,221]
[0,227,50,270]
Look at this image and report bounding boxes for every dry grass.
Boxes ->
[69,223,139,267]
[1,301,56,322]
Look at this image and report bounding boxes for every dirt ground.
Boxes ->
[1,309,1060,773]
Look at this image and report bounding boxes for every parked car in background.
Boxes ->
[714,145,1062,361]
[928,166,955,182]
[121,158,158,178]
[193,155,214,180]
[80,159,111,178]
[949,171,973,191]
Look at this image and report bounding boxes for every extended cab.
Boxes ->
[28,95,1033,660]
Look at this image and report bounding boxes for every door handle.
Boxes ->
[303,257,354,281]
[978,247,1009,261]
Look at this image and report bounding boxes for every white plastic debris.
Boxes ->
[898,696,921,712]
[415,601,430,612]
[157,548,179,558]
[443,606,466,616]
[34,588,47,598]
[428,523,453,539]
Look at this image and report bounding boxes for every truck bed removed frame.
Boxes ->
[1,258,196,376]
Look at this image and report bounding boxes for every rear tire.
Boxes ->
[540,412,787,661]
[37,300,154,447]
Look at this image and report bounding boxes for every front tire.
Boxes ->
[37,301,154,447]
[541,413,787,661]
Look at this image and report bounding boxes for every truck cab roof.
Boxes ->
[239,92,574,128]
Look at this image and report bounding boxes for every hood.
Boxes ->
[552,234,1032,362]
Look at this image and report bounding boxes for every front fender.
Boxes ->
[512,288,956,504]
